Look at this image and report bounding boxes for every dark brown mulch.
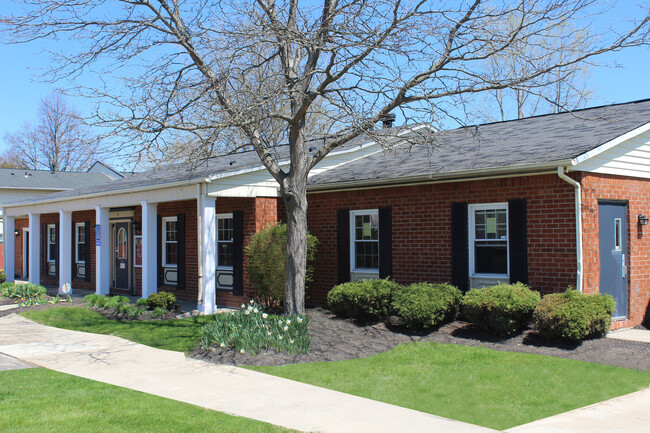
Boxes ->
[192,308,650,371]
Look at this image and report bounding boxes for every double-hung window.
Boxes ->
[162,216,178,267]
[75,223,86,263]
[217,214,234,268]
[469,203,508,277]
[350,209,379,272]
[47,224,56,263]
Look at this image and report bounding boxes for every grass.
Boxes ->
[250,342,650,430]
[0,368,293,433]
[22,307,213,353]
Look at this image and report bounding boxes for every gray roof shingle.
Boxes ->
[0,169,113,190]
[308,99,650,187]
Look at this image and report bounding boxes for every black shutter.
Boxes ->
[378,207,393,279]
[508,198,528,285]
[84,221,91,281]
[176,213,186,290]
[232,210,244,296]
[157,215,162,288]
[54,222,59,277]
[337,209,350,284]
[41,223,46,277]
[451,202,469,292]
[71,220,75,279]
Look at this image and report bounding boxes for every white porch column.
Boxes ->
[95,206,110,295]
[28,212,40,285]
[140,201,158,298]
[4,215,15,283]
[199,196,216,314]
[58,210,72,295]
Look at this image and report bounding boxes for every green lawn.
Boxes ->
[0,368,293,433]
[22,307,213,353]
[251,342,650,430]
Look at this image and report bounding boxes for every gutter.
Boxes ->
[557,166,583,292]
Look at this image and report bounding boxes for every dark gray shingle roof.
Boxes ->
[308,99,650,187]
[0,169,113,190]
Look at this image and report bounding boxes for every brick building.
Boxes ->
[3,100,650,328]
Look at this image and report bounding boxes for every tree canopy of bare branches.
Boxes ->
[3,91,102,172]
[2,0,648,313]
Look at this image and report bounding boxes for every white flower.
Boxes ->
[244,309,250,315]
[241,304,245,308]
[283,326,288,331]
[285,320,291,325]
[249,299,254,304]
[240,348,246,353]
[253,308,259,313]
[278,335,283,340]
[219,342,225,348]
[267,331,271,336]
[296,317,303,323]
[289,339,294,344]
[247,305,253,311]
[278,320,283,325]
[262,313,268,319]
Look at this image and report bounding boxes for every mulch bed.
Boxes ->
[192,308,650,371]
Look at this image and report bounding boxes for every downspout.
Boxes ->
[196,183,204,308]
[557,167,583,292]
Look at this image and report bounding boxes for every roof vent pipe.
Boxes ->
[557,166,583,292]
[380,113,396,129]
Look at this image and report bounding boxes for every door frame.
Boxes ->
[22,228,29,279]
[110,219,133,293]
[598,200,629,320]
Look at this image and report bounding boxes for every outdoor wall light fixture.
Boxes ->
[638,214,649,226]
[14,229,20,236]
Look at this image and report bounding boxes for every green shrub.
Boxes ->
[462,283,541,336]
[199,300,310,355]
[327,278,400,322]
[534,289,615,342]
[392,283,462,329]
[0,271,6,284]
[150,307,167,319]
[145,291,176,311]
[1,283,46,299]
[245,223,318,308]
[0,281,15,295]
[125,305,145,319]
[136,298,148,307]
[105,295,130,309]
[84,294,107,308]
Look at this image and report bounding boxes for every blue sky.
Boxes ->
[0,1,649,158]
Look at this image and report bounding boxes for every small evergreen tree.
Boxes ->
[246,223,318,309]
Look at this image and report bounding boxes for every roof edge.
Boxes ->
[571,122,650,166]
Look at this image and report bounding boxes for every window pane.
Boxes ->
[354,213,379,241]
[49,243,57,261]
[166,221,177,241]
[117,228,128,259]
[355,241,379,269]
[475,209,507,240]
[218,243,233,267]
[475,242,507,274]
[218,218,233,241]
[78,225,85,243]
[77,246,85,262]
[166,243,177,265]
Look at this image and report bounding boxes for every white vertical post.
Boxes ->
[4,215,15,283]
[140,201,158,298]
[95,206,110,295]
[199,197,217,314]
[58,210,72,295]
[28,212,40,285]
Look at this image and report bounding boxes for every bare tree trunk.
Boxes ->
[282,173,308,315]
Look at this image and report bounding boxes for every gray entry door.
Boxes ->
[598,202,627,318]
[114,222,130,289]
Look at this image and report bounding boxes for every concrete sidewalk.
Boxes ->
[606,327,650,343]
[0,314,494,433]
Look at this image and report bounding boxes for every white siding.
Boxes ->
[573,130,650,179]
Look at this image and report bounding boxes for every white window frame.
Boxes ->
[216,213,234,270]
[47,224,56,263]
[75,222,86,263]
[468,203,509,279]
[350,209,380,273]
[162,216,178,268]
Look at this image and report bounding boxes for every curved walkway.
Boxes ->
[0,314,495,433]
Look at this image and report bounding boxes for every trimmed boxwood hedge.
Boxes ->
[392,282,462,330]
[534,289,615,342]
[327,278,400,322]
[461,283,541,336]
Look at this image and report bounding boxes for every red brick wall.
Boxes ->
[216,197,280,308]
[581,172,650,328]
[306,174,578,305]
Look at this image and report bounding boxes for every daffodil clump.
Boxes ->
[198,300,310,355]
